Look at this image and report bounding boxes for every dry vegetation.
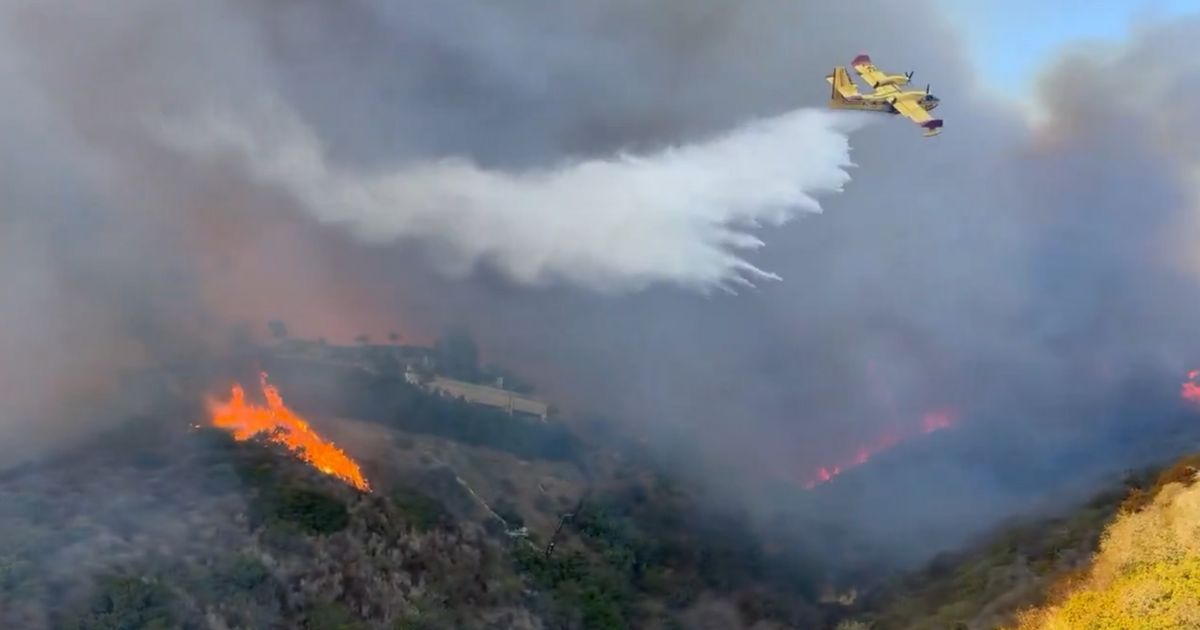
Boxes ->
[0,415,542,630]
[24,336,1200,629]
[846,491,1124,630]
[321,414,588,537]
[836,453,1200,630]
[0,343,842,630]
[1008,459,1200,630]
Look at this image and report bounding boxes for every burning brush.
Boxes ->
[1183,370,1200,405]
[206,372,371,492]
[803,408,959,489]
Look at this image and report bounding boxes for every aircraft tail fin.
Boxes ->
[827,66,859,102]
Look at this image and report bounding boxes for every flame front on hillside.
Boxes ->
[207,372,371,492]
[803,408,959,489]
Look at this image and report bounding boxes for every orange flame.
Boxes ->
[1182,370,1200,404]
[207,372,371,492]
[803,407,958,489]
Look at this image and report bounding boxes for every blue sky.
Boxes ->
[938,0,1197,96]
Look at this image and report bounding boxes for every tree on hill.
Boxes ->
[354,333,370,346]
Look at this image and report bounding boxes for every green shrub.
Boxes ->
[303,602,366,630]
[512,541,634,630]
[68,576,176,630]
[271,486,349,535]
[223,554,272,592]
[391,488,448,532]
[392,601,453,630]
[578,585,625,630]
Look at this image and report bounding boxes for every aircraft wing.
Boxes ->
[891,97,932,123]
[891,97,943,136]
[851,54,892,88]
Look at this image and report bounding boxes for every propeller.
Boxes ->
[925,83,930,95]
[905,70,914,82]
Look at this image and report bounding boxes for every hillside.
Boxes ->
[0,418,537,629]
[839,455,1200,629]
[1008,455,1200,629]
[0,336,849,629]
[10,332,1199,629]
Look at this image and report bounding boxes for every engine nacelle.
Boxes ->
[872,74,911,88]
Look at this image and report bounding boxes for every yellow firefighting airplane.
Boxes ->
[825,54,943,137]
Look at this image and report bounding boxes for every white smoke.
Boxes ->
[159,101,865,292]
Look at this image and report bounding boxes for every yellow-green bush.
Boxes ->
[1012,474,1200,630]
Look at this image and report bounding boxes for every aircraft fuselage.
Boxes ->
[829,91,939,115]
